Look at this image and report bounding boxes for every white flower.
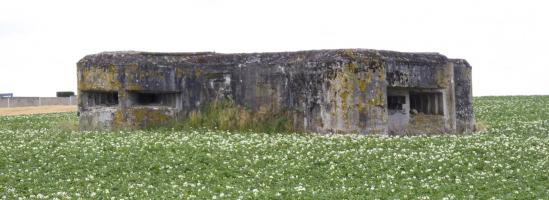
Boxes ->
[294,185,306,192]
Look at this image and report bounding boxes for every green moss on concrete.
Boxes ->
[403,113,446,135]
[112,110,125,128]
[130,108,171,128]
[172,101,294,133]
[434,66,451,88]
[358,79,367,92]
[368,85,385,107]
[78,65,121,91]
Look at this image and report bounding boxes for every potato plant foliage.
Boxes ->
[0,96,548,199]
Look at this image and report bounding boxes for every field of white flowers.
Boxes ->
[0,96,547,199]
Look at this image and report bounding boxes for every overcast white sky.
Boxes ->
[1,0,547,97]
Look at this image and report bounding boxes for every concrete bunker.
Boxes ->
[77,49,474,135]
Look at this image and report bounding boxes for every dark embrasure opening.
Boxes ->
[85,91,119,107]
[387,95,406,111]
[130,92,176,107]
[409,92,443,115]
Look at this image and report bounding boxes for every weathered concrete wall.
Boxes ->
[40,97,77,106]
[6,97,40,107]
[452,59,475,132]
[77,50,389,133]
[77,49,474,135]
[0,98,8,107]
[0,97,77,108]
[387,88,410,134]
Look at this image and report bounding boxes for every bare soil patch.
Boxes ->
[0,105,76,116]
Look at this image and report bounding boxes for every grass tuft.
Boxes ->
[168,100,294,133]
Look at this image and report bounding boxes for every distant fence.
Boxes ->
[0,96,77,108]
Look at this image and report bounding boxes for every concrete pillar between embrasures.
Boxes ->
[434,94,439,115]
[7,98,10,108]
[426,95,432,114]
